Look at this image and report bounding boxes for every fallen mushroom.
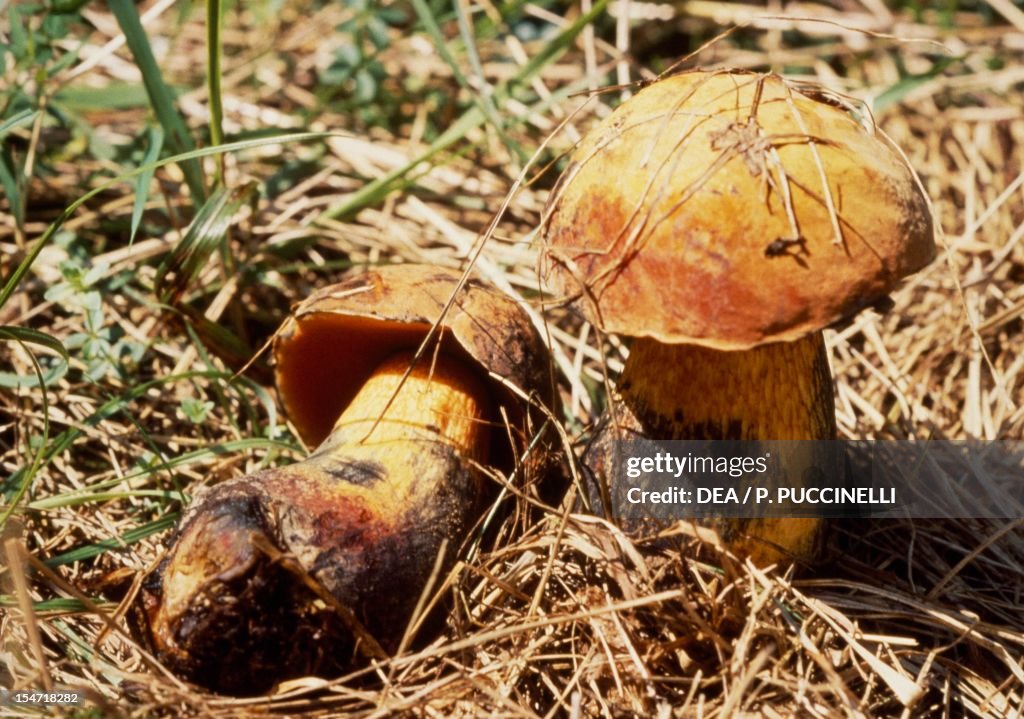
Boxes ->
[135,265,553,693]
[542,70,935,565]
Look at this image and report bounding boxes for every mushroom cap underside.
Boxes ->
[273,264,551,447]
[542,69,936,349]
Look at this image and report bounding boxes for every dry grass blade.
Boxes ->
[2,1,1023,717]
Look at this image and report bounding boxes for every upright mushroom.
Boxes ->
[542,70,935,564]
[136,265,553,693]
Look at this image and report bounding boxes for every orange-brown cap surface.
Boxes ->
[273,264,551,447]
[542,70,936,350]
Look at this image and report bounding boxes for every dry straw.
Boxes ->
[1,1,1022,717]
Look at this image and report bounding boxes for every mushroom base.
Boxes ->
[596,333,835,565]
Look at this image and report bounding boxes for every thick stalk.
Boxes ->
[143,351,493,692]
[618,334,835,440]
[308,350,492,516]
[614,333,834,565]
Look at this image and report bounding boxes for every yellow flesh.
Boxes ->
[153,351,491,644]
[617,333,834,565]
[308,350,492,514]
[619,334,834,440]
[319,351,490,457]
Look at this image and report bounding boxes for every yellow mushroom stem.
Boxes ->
[141,350,495,692]
[313,349,493,470]
[614,332,835,565]
[298,348,494,550]
[618,334,835,440]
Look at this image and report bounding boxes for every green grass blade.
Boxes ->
[874,55,963,113]
[7,2,27,56]
[0,326,67,357]
[0,369,286,528]
[0,327,63,526]
[108,0,207,204]
[130,125,164,246]
[0,363,67,388]
[44,514,180,567]
[0,325,69,388]
[0,108,39,140]
[452,0,527,164]
[29,489,188,510]
[0,597,114,612]
[410,0,473,97]
[410,0,520,162]
[318,76,598,222]
[155,180,260,304]
[0,146,22,228]
[0,131,335,312]
[27,438,292,511]
[207,0,225,184]
[320,0,608,221]
[320,104,483,222]
[55,82,155,111]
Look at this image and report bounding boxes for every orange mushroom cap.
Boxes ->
[273,264,552,447]
[542,70,936,350]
